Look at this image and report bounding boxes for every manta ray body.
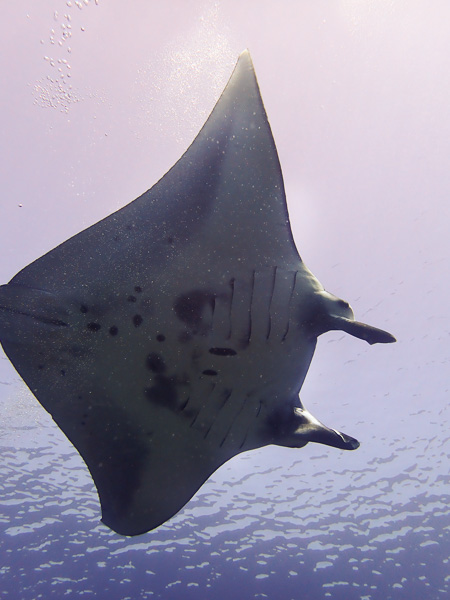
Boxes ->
[0,51,395,535]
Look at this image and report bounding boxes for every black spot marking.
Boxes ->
[109,326,118,336]
[38,364,45,370]
[87,322,101,332]
[127,295,137,303]
[133,314,143,327]
[134,286,142,293]
[143,376,177,409]
[209,347,237,356]
[146,353,166,374]
[61,369,66,376]
[156,333,166,342]
[202,369,218,376]
[173,289,215,332]
[167,237,174,244]
[80,304,88,313]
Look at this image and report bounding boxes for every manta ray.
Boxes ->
[0,50,395,536]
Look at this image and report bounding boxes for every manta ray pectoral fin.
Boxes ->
[330,316,396,345]
[0,284,69,344]
[275,406,360,451]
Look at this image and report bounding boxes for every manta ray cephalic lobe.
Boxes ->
[0,50,395,536]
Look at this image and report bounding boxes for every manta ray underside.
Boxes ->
[0,50,395,535]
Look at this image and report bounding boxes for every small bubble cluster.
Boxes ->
[33,0,99,112]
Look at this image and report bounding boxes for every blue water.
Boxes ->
[1,383,448,600]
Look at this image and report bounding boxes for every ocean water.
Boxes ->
[2,2,450,599]
[1,384,448,600]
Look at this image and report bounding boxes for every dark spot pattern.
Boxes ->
[134,286,142,293]
[173,289,215,332]
[202,369,218,376]
[87,322,101,332]
[146,353,166,374]
[61,369,66,376]
[80,305,88,313]
[209,347,237,356]
[127,295,137,303]
[38,364,44,370]
[156,334,165,342]
[143,376,177,409]
[109,326,118,336]
[133,314,143,327]
[167,237,174,244]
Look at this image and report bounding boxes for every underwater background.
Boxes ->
[1,1,449,599]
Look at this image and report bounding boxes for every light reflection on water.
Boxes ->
[0,384,448,600]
